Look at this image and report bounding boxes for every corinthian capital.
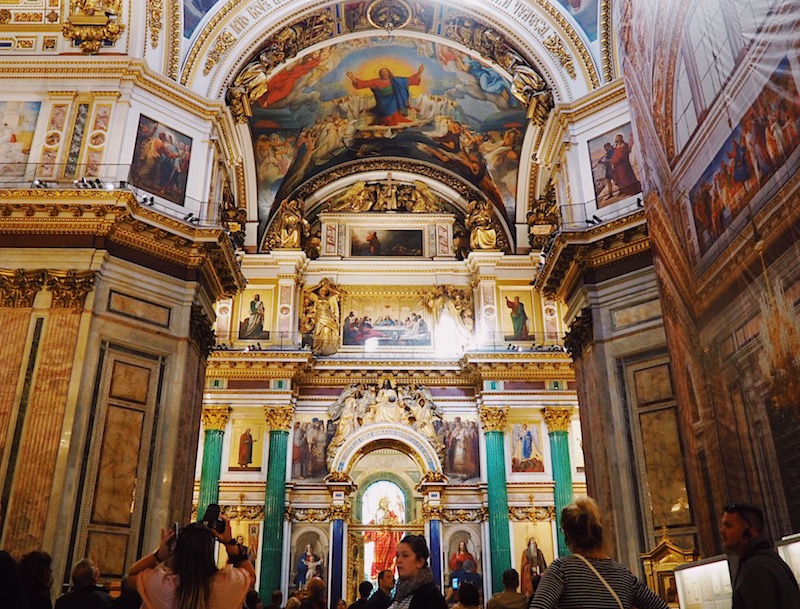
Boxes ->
[265,405,295,431]
[543,407,573,433]
[202,405,232,431]
[46,270,95,308]
[479,406,508,432]
[0,269,45,307]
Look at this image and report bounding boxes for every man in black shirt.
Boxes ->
[367,569,394,609]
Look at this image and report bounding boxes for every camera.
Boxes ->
[200,503,226,534]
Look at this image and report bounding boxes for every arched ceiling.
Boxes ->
[179,0,614,255]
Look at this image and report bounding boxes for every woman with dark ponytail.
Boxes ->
[388,535,446,609]
[529,497,668,609]
[128,516,254,609]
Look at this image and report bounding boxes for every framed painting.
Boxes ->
[341,287,431,347]
[588,122,641,208]
[0,101,42,177]
[510,422,545,473]
[500,290,534,342]
[350,228,424,257]
[228,419,264,471]
[238,288,272,341]
[129,115,192,205]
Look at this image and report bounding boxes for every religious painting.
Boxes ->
[515,526,552,598]
[230,520,260,563]
[228,418,264,471]
[129,115,192,205]
[350,228,423,257]
[361,480,407,579]
[588,122,641,209]
[290,416,335,481]
[689,57,800,256]
[341,287,431,347]
[183,0,222,38]
[346,1,434,33]
[0,101,41,176]
[555,0,599,42]
[501,290,534,342]
[251,37,526,249]
[237,288,273,341]
[290,527,327,591]
[510,422,545,473]
[445,530,480,579]
[439,415,480,482]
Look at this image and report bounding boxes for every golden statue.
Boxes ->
[466,200,497,250]
[275,198,310,249]
[408,181,442,212]
[330,181,375,212]
[304,278,343,355]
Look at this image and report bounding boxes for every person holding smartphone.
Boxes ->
[127,514,254,609]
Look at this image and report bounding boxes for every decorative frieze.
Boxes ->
[422,503,445,521]
[220,504,265,521]
[441,507,488,523]
[285,506,331,522]
[509,505,555,521]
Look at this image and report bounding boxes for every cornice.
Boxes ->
[460,353,574,381]
[206,352,313,379]
[0,191,245,301]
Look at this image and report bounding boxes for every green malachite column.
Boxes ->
[479,406,512,595]
[259,405,294,600]
[197,406,232,520]
[544,407,574,557]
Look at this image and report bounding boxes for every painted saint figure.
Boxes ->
[365,497,403,577]
[506,296,529,340]
[347,65,424,126]
[241,294,266,338]
[449,540,476,572]
[520,537,547,597]
[294,543,322,590]
[238,428,255,467]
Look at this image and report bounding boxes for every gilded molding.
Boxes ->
[329,503,351,522]
[204,30,237,77]
[0,269,46,307]
[422,503,445,520]
[220,504,265,520]
[478,405,508,432]
[542,33,576,79]
[543,406,573,433]
[325,470,354,484]
[600,0,613,82]
[563,307,592,360]
[509,505,555,521]
[46,270,95,308]
[190,304,216,357]
[63,0,126,55]
[148,0,162,49]
[441,507,487,523]
[202,405,232,430]
[285,506,331,522]
[168,0,181,79]
[265,405,295,431]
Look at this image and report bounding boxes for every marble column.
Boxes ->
[197,405,232,520]
[543,407,574,557]
[329,501,351,607]
[260,405,294,599]
[479,406,511,594]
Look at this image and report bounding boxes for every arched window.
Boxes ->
[362,480,407,580]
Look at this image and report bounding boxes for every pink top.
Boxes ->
[137,564,252,609]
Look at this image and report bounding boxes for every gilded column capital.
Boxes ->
[202,405,232,431]
[190,304,216,358]
[265,405,295,431]
[422,503,445,521]
[46,270,95,308]
[329,503,351,522]
[543,407,573,433]
[479,406,508,432]
[0,269,45,307]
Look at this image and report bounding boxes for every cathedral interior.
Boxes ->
[0,0,799,605]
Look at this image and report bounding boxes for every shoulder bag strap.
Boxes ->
[574,554,624,609]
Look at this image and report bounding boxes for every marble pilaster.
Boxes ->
[543,407,574,557]
[197,405,232,520]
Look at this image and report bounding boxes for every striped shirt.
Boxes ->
[528,556,669,609]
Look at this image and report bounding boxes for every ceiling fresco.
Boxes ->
[248,36,528,249]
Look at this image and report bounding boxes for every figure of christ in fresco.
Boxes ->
[449,540,476,572]
[346,65,424,126]
[365,497,403,577]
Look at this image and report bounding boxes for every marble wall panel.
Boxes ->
[611,298,662,330]
[634,363,673,405]
[86,529,129,578]
[109,360,151,404]
[91,405,145,526]
[0,309,33,460]
[107,290,172,328]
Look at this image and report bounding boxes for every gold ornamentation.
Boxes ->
[46,270,95,308]
[46,11,59,24]
[326,470,353,483]
[543,406,573,433]
[220,503,264,521]
[148,0,162,49]
[63,1,125,54]
[0,10,10,24]
[202,405,232,430]
[367,0,412,32]
[442,507,487,523]
[759,278,800,420]
[190,304,216,358]
[15,13,43,22]
[422,285,474,333]
[300,278,344,356]
[422,503,445,520]
[264,198,310,251]
[330,503,351,521]
[543,33,576,79]
[509,505,555,521]
[420,470,447,483]
[204,30,236,76]
[285,506,331,522]
[226,10,335,121]
[265,405,295,431]
[479,406,508,432]
[0,269,46,307]
[563,307,593,360]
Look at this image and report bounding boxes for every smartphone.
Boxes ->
[452,577,459,590]
[172,522,180,539]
